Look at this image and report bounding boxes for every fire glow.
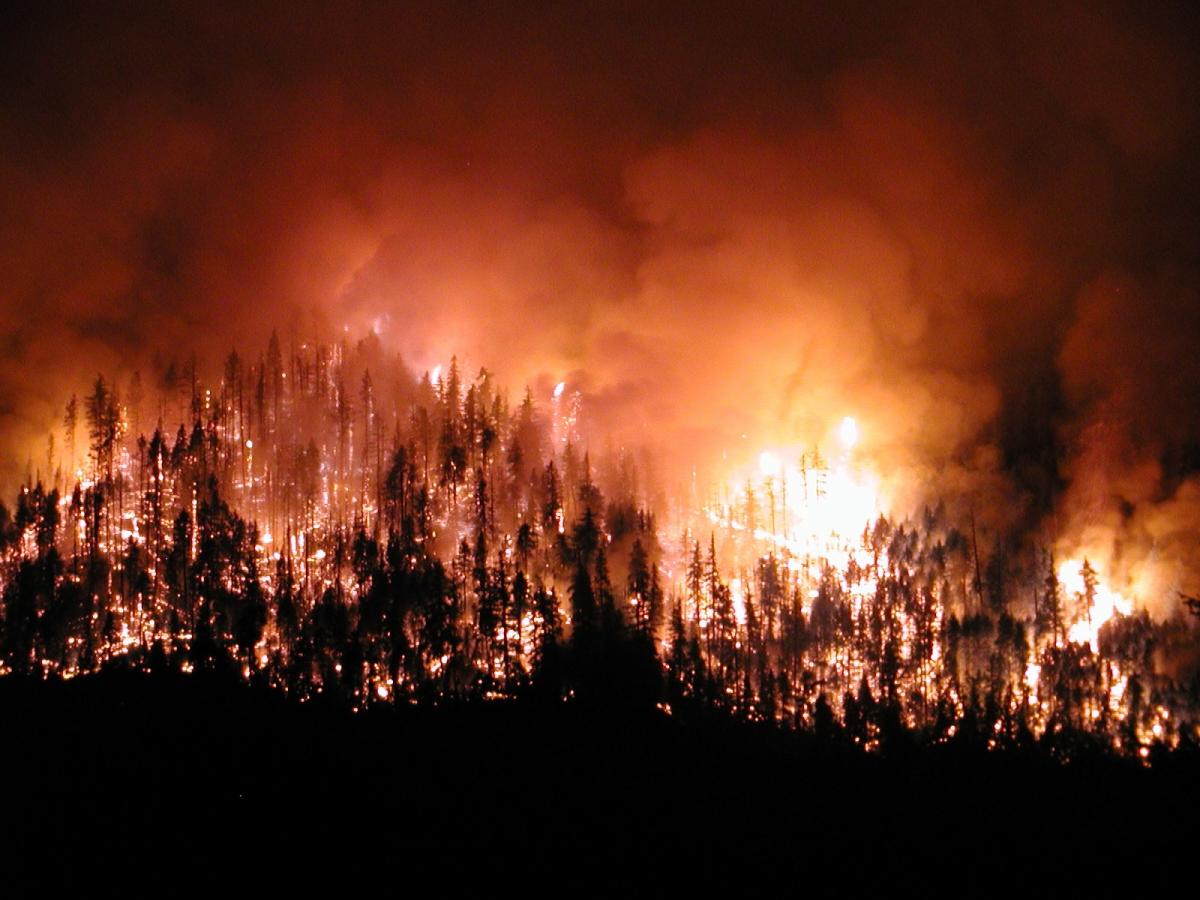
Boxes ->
[0,337,1190,759]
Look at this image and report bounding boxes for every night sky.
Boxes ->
[2,1,1199,603]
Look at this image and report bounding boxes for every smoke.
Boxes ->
[1056,269,1200,612]
[1,2,1198,605]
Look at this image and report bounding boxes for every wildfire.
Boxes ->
[1,334,1186,760]
[1058,558,1133,651]
[838,415,858,449]
[713,417,884,570]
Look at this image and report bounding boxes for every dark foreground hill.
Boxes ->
[1,670,1196,883]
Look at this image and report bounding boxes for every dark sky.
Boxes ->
[2,1,1199,599]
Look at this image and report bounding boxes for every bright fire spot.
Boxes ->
[376,684,389,700]
[839,416,859,449]
[245,439,253,449]
[730,577,747,625]
[430,364,442,386]
[758,451,781,478]
[1059,558,1133,650]
[1024,662,1041,694]
[553,381,565,399]
[709,439,886,594]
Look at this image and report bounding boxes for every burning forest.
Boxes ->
[3,2,1200,865]
[1,330,1196,761]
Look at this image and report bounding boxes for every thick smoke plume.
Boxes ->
[2,2,1198,609]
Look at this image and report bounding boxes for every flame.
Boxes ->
[757,451,781,478]
[1059,558,1133,650]
[698,419,887,608]
[838,416,859,449]
[9,334,1181,755]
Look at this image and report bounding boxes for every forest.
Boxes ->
[2,330,1198,763]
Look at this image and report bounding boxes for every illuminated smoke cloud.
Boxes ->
[1,2,1198,600]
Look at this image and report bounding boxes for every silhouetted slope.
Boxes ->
[1,670,1195,882]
